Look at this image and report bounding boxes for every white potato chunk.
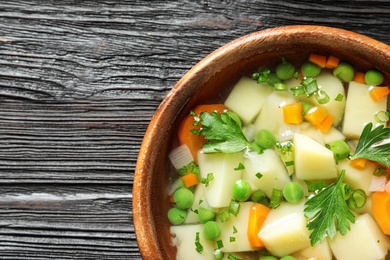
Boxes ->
[343,81,387,138]
[336,158,377,196]
[293,133,337,180]
[242,149,291,198]
[258,202,311,257]
[254,91,297,138]
[292,239,333,260]
[329,213,390,260]
[170,224,215,260]
[217,202,258,252]
[299,122,346,146]
[224,77,273,125]
[198,151,244,208]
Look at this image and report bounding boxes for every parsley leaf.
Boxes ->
[304,172,355,246]
[350,122,390,167]
[198,111,250,153]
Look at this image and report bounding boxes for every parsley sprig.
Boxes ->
[350,122,390,166]
[304,172,355,246]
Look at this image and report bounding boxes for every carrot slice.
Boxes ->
[181,173,199,188]
[304,106,328,126]
[318,114,334,133]
[372,191,390,235]
[178,104,228,162]
[349,157,367,169]
[247,203,270,248]
[309,53,327,68]
[369,86,390,102]
[352,71,366,84]
[325,55,340,69]
[283,102,303,124]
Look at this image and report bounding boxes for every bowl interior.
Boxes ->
[133,25,390,259]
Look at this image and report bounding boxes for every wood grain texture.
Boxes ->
[0,0,390,258]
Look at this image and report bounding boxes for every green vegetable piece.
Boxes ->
[280,256,297,260]
[276,141,295,175]
[173,187,194,209]
[333,62,354,82]
[301,61,321,77]
[255,129,276,149]
[304,172,355,246]
[198,207,216,223]
[203,221,221,241]
[218,210,231,222]
[329,140,350,163]
[213,249,223,260]
[276,60,295,80]
[302,101,313,115]
[195,232,204,253]
[283,182,304,203]
[314,89,330,104]
[259,256,278,260]
[199,111,250,154]
[232,180,251,202]
[167,207,187,225]
[301,77,319,96]
[365,70,384,86]
[350,122,390,167]
[229,199,241,216]
[269,188,283,208]
[226,111,242,128]
[251,189,269,206]
[347,189,367,209]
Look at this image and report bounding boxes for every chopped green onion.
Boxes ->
[233,226,238,234]
[218,210,231,222]
[274,82,288,91]
[214,249,224,260]
[346,189,367,209]
[251,189,269,206]
[216,239,224,249]
[269,188,283,208]
[229,200,241,217]
[228,254,242,260]
[190,129,200,136]
[301,77,319,96]
[294,71,299,79]
[230,237,236,242]
[375,111,390,123]
[234,162,245,171]
[302,101,313,115]
[195,232,204,254]
[256,172,263,179]
[314,89,330,104]
[201,173,214,187]
[335,93,344,101]
[285,160,294,167]
[290,86,305,96]
[373,166,388,177]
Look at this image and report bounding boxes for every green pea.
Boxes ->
[301,61,321,77]
[251,189,269,206]
[365,70,384,86]
[329,140,350,162]
[255,129,276,149]
[226,111,242,128]
[283,182,303,203]
[280,256,297,260]
[276,61,295,80]
[333,62,354,82]
[202,220,221,240]
[232,179,251,201]
[198,207,216,223]
[173,187,194,209]
[167,207,187,225]
[259,256,278,260]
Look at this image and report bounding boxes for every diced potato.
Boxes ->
[217,202,258,252]
[343,81,387,138]
[224,77,273,125]
[293,133,337,180]
[299,71,346,126]
[292,239,333,260]
[299,122,346,146]
[258,202,311,257]
[184,183,209,224]
[336,158,377,196]
[254,91,297,138]
[242,149,291,198]
[329,213,390,260]
[322,126,346,144]
[170,224,215,260]
[198,151,244,208]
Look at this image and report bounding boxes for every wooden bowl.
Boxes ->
[133,25,390,259]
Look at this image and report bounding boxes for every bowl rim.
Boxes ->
[132,25,390,259]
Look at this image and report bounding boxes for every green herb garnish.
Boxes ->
[350,122,390,167]
[304,172,355,246]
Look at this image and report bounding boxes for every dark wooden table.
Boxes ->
[1,1,390,259]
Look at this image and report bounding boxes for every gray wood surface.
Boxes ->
[1,0,390,259]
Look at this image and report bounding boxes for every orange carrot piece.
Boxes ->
[304,106,328,126]
[372,191,390,235]
[318,114,334,133]
[349,157,367,169]
[309,53,327,68]
[352,71,366,84]
[247,203,270,248]
[178,104,228,162]
[283,102,303,124]
[325,55,340,69]
[181,173,199,188]
[369,86,390,102]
